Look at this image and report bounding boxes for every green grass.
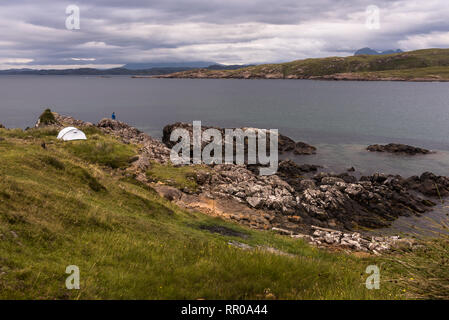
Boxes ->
[65,137,137,169]
[0,127,445,299]
[1,127,59,139]
[147,162,208,193]
[385,237,449,299]
[354,66,449,80]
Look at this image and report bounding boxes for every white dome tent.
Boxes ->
[57,127,87,141]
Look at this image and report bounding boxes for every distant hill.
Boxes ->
[0,67,195,76]
[123,61,216,70]
[156,48,449,81]
[0,63,251,75]
[354,47,403,56]
[0,68,194,75]
[206,64,254,70]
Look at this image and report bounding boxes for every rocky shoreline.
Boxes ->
[162,122,316,155]
[154,70,449,82]
[30,113,449,253]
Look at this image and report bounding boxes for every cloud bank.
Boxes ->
[0,0,448,69]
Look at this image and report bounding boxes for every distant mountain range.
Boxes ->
[0,62,253,75]
[354,47,403,56]
[123,61,216,70]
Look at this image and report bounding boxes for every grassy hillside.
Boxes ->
[160,48,449,80]
[0,126,447,299]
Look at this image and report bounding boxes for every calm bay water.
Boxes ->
[2,75,449,177]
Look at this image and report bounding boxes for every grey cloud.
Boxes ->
[0,0,448,68]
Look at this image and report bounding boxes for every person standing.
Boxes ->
[112,112,116,120]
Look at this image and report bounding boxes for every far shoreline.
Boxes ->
[133,75,449,82]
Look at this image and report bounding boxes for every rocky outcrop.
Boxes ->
[0,123,4,129]
[86,118,449,235]
[97,118,146,144]
[35,112,94,129]
[293,171,433,230]
[193,159,442,232]
[162,122,316,156]
[160,187,276,231]
[198,164,297,216]
[367,143,432,155]
[288,226,417,254]
[55,114,94,128]
[96,119,171,179]
[274,160,322,191]
[293,141,316,155]
[402,172,449,197]
[277,159,322,174]
[277,135,316,155]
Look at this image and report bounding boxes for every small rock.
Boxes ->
[247,196,262,208]
[228,241,252,250]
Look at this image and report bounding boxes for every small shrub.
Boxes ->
[39,109,57,125]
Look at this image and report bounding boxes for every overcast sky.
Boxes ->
[0,0,448,69]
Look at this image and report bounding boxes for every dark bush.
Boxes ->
[39,109,57,125]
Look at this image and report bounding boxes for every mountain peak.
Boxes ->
[354,48,403,56]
